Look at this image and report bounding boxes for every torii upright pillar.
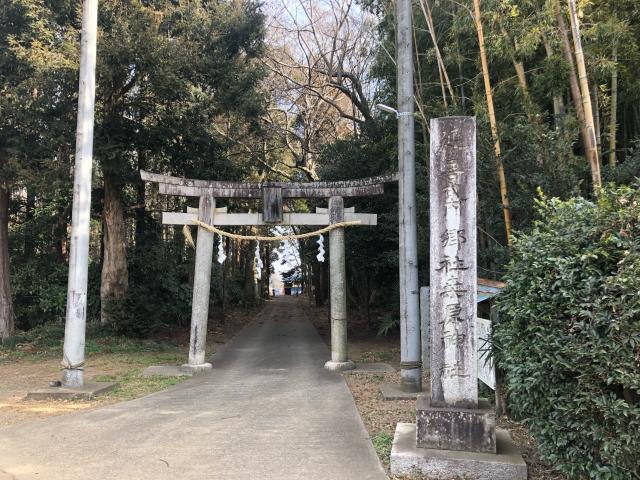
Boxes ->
[324,196,355,371]
[182,195,216,373]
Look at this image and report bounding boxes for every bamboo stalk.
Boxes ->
[568,0,602,191]
[541,33,566,125]
[472,0,512,244]
[556,1,590,153]
[609,47,618,167]
[592,83,601,154]
[418,0,456,103]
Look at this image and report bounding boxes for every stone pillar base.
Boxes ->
[181,363,213,374]
[324,360,356,372]
[416,395,496,454]
[391,423,526,480]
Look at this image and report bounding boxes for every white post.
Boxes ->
[324,196,355,371]
[396,0,422,392]
[182,196,215,373]
[61,0,99,388]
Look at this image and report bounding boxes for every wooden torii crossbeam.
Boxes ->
[141,170,396,222]
[141,170,396,373]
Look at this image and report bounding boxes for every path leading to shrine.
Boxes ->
[0,296,387,480]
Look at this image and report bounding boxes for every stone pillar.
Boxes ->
[419,286,430,373]
[417,116,496,453]
[182,195,215,373]
[324,196,355,371]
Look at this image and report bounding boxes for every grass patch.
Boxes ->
[100,371,186,402]
[0,321,183,364]
[372,431,394,465]
[88,350,187,401]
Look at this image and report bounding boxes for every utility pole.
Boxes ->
[396,0,422,392]
[61,0,99,387]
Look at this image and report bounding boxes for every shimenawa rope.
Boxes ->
[189,219,361,242]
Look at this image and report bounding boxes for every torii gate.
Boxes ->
[140,171,396,373]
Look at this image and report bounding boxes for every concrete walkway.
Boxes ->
[0,297,387,480]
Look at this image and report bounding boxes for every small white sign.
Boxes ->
[476,317,496,390]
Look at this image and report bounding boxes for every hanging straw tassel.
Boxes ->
[183,224,196,249]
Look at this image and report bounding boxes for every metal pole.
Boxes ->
[61,0,99,388]
[396,0,422,392]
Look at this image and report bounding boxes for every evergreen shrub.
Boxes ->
[494,184,640,479]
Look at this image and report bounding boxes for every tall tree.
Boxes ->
[93,0,266,323]
[0,0,78,336]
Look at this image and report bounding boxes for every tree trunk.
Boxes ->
[100,172,129,324]
[53,204,70,261]
[609,48,618,167]
[364,270,371,332]
[473,0,512,244]
[567,0,601,191]
[0,185,14,339]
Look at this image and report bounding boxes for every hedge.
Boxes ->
[494,184,640,479]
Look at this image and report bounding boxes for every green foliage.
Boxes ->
[494,184,640,479]
[104,239,192,337]
[11,257,68,329]
[376,313,399,337]
[602,141,640,185]
[2,0,268,336]
[224,269,255,307]
[8,203,101,330]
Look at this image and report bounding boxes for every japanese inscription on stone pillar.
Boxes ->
[429,117,477,409]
